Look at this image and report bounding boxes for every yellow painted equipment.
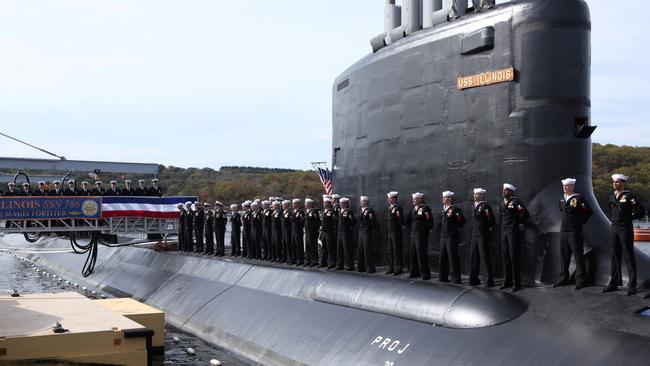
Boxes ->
[0,292,150,365]
[96,297,165,348]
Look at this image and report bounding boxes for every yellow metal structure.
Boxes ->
[96,297,165,348]
[0,292,148,365]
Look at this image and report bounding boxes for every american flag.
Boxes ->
[101,196,197,219]
[317,167,333,195]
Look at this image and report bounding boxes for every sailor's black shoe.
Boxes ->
[627,287,638,296]
[499,283,512,290]
[553,280,570,288]
[601,285,618,293]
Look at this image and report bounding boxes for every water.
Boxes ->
[0,251,255,366]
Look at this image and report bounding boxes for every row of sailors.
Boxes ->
[178,174,645,296]
[0,179,163,197]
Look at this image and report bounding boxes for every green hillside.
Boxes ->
[158,144,650,211]
[158,166,323,205]
[5,144,647,211]
[592,143,650,212]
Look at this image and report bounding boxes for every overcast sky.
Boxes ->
[0,0,646,170]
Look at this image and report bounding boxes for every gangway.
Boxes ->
[1,217,178,235]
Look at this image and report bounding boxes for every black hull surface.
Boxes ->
[6,236,650,366]
[332,0,650,286]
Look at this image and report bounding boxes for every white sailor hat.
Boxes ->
[251,201,259,206]
[262,200,271,205]
[503,183,517,192]
[230,204,238,209]
[360,196,369,201]
[442,191,454,198]
[214,201,223,206]
[412,192,424,199]
[7,182,15,186]
[561,178,577,185]
[292,198,301,203]
[22,182,30,187]
[195,201,203,205]
[473,188,487,194]
[269,196,275,201]
[38,181,46,185]
[53,180,61,184]
[151,178,159,183]
[81,181,89,185]
[611,174,628,182]
[282,200,291,205]
[242,201,251,206]
[176,202,184,207]
[110,180,117,184]
[324,197,333,203]
[125,179,132,183]
[272,201,281,206]
[387,191,398,198]
[184,201,192,206]
[204,202,212,207]
[323,195,332,200]
[332,194,341,199]
[138,179,145,183]
[67,179,75,184]
[95,181,103,185]
[340,197,350,203]
[254,198,261,203]
[305,198,314,203]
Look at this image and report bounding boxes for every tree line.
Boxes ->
[157,144,650,214]
[2,144,636,211]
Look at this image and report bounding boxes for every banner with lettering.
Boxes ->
[0,197,102,220]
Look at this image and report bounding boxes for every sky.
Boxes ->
[0,0,647,170]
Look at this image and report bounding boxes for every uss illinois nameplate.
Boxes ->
[457,67,515,90]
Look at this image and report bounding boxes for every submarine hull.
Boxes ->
[5,235,650,366]
[332,0,650,286]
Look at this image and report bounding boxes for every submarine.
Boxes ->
[2,0,650,365]
[332,0,650,287]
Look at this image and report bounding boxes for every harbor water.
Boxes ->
[0,249,255,366]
